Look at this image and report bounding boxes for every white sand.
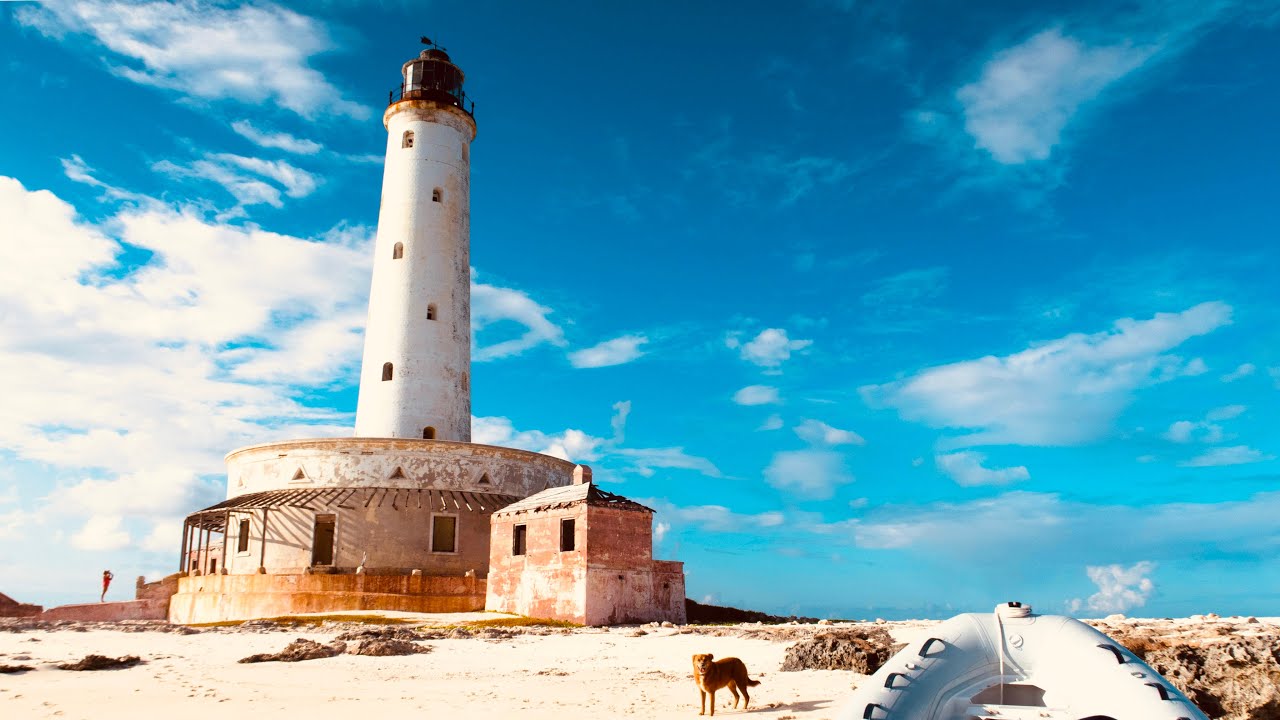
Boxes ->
[0,616,940,720]
[8,614,1269,720]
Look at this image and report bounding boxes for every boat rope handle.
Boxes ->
[862,702,885,718]
[1096,643,1125,663]
[884,672,906,689]
[1145,682,1171,700]
[996,608,1006,705]
[918,637,943,657]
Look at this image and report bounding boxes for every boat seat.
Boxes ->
[964,704,1071,719]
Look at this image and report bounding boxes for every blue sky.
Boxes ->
[2,0,1278,619]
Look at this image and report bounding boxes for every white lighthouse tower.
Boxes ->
[355,43,477,442]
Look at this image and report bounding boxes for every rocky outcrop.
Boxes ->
[57,654,142,671]
[238,638,346,663]
[0,592,42,618]
[780,628,902,673]
[1103,621,1280,720]
[348,638,431,656]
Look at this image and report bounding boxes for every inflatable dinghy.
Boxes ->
[840,602,1207,720]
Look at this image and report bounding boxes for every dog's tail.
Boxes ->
[746,678,761,687]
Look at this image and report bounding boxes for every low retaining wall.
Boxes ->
[41,599,169,622]
[169,573,486,624]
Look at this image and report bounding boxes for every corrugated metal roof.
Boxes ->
[184,487,521,530]
[493,482,652,516]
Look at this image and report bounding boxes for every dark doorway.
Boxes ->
[312,515,336,566]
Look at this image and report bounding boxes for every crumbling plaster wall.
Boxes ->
[226,438,575,499]
[485,505,589,623]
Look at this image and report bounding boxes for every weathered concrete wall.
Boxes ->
[41,599,169,622]
[355,99,476,442]
[169,573,484,624]
[201,499,495,577]
[584,506,653,568]
[226,438,574,499]
[485,505,588,623]
[0,592,42,618]
[486,501,686,626]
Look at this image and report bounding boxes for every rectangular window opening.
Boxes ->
[560,518,575,552]
[432,515,457,553]
[237,519,250,553]
[311,515,336,566]
[512,524,527,556]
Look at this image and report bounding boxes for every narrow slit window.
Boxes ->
[512,524,527,556]
[422,426,436,439]
[237,519,250,552]
[427,303,437,321]
[209,558,217,574]
[382,362,393,381]
[560,518,575,552]
[432,188,442,203]
[393,242,404,259]
[402,130,414,148]
[432,515,457,553]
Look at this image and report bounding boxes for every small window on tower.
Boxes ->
[402,130,414,148]
[427,303,437,321]
[237,519,250,553]
[382,362,393,381]
[393,242,404,259]
[423,427,436,439]
[432,188,443,203]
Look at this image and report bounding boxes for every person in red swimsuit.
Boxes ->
[100,569,114,602]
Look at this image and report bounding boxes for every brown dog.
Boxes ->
[692,653,760,715]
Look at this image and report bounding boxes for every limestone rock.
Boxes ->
[57,654,142,671]
[780,628,900,674]
[1105,613,1126,622]
[0,664,33,674]
[238,638,345,663]
[348,639,431,657]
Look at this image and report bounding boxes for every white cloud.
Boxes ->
[1164,405,1245,444]
[1221,363,1256,382]
[613,447,722,478]
[935,451,1030,487]
[850,491,1280,565]
[861,267,949,307]
[654,521,670,544]
[153,153,319,210]
[957,29,1153,164]
[764,449,854,500]
[569,334,648,368]
[471,272,567,361]
[18,1,368,119]
[1181,445,1274,467]
[733,385,780,406]
[231,120,323,155]
[1206,404,1246,422]
[730,328,812,369]
[651,501,786,533]
[861,303,1232,447]
[471,416,603,463]
[71,515,131,551]
[758,414,784,431]
[794,419,865,446]
[1067,561,1156,615]
[474,404,719,478]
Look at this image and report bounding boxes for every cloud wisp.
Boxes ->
[17,0,368,119]
[861,302,1232,447]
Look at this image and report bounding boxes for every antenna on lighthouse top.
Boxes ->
[420,36,447,53]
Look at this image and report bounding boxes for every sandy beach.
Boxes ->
[4,612,1277,720]
[0,613,939,720]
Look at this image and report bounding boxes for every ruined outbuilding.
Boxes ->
[486,471,685,626]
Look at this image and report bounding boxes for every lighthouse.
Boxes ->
[355,43,477,442]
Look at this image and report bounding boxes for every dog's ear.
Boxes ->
[706,654,714,660]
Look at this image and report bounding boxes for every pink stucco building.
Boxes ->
[485,476,686,626]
